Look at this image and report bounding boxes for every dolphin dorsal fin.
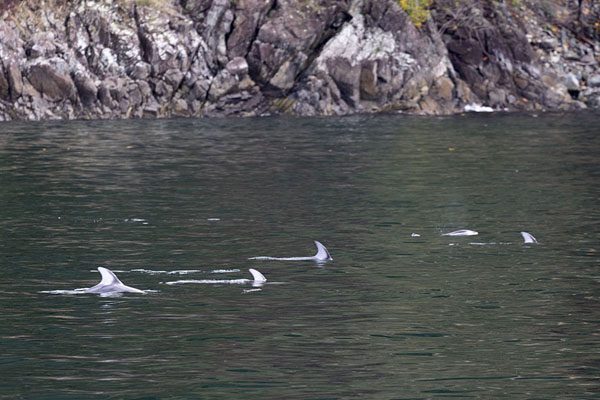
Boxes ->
[520,232,538,244]
[314,240,332,261]
[97,267,123,286]
[249,268,267,282]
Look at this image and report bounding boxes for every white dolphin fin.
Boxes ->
[520,231,538,244]
[98,267,123,286]
[313,240,333,261]
[249,268,267,282]
[86,267,145,294]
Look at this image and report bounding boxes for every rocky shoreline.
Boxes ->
[0,0,598,121]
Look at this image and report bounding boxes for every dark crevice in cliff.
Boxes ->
[245,0,277,59]
[82,23,98,77]
[199,76,214,112]
[174,40,208,107]
[223,13,236,58]
[133,5,151,66]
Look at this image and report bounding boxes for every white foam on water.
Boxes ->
[211,269,241,274]
[464,103,494,112]
[130,269,169,275]
[40,289,88,295]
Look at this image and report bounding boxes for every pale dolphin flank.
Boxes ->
[165,269,267,286]
[520,231,538,244]
[441,229,479,237]
[248,240,333,262]
[85,267,146,294]
[42,267,146,296]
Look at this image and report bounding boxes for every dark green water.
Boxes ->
[0,113,598,399]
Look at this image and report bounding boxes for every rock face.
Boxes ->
[0,0,598,120]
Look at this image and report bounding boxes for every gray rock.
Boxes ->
[97,88,110,108]
[564,73,580,91]
[27,32,57,58]
[226,57,249,77]
[74,73,98,105]
[269,55,307,91]
[359,60,378,101]
[586,92,600,108]
[163,69,184,89]
[581,53,595,64]
[26,62,77,102]
[153,80,172,98]
[327,57,361,107]
[130,62,151,80]
[127,83,143,106]
[488,88,507,106]
[7,63,23,101]
[143,101,160,118]
[207,64,257,105]
[0,65,9,100]
[173,98,189,116]
[538,37,559,51]
[588,74,600,88]
[98,81,115,107]
[431,76,455,103]
[226,0,275,58]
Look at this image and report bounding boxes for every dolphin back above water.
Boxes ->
[165,268,267,286]
[520,231,538,244]
[85,267,146,294]
[248,240,333,262]
[441,229,479,237]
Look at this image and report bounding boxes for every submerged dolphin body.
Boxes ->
[165,268,267,286]
[441,229,479,237]
[248,240,333,262]
[85,267,146,294]
[520,231,538,244]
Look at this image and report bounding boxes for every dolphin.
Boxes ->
[84,267,146,294]
[41,267,146,296]
[441,229,479,236]
[248,240,333,262]
[520,231,538,244]
[165,268,267,286]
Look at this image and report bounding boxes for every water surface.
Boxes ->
[1,113,599,399]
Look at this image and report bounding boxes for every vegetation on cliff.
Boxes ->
[398,0,432,27]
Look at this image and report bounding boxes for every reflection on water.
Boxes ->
[0,113,599,398]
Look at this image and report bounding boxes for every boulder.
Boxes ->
[0,65,9,100]
[26,62,76,102]
[359,60,378,101]
[564,73,580,91]
[74,72,98,105]
[7,63,23,101]
[327,57,360,107]
[588,74,600,88]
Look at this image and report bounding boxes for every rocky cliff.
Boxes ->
[0,0,598,120]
